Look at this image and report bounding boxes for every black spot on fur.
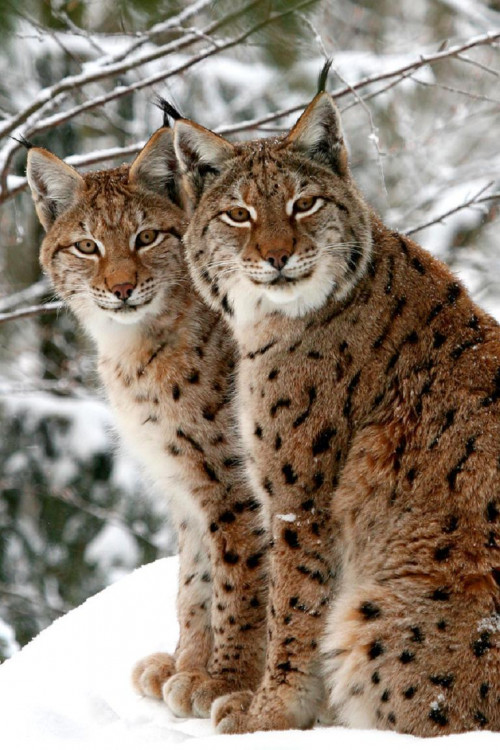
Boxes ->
[360,601,381,620]
[254,424,263,439]
[447,437,476,490]
[293,386,317,428]
[313,472,324,489]
[434,545,451,561]
[410,627,424,643]
[480,683,490,699]
[437,620,447,631]
[433,331,447,349]
[247,552,263,569]
[443,514,459,533]
[431,588,451,601]
[368,641,384,660]
[411,257,426,275]
[403,686,416,699]
[268,368,279,380]
[283,529,300,548]
[447,282,461,304]
[486,501,499,524]
[282,463,298,485]
[223,551,240,565]
[429,674,454,688]
[399,650,415,664]
[186,369,200,383]
[474,711,488,727]
[172,383,181,400]
[270,398,292,417]
[202,461,219,482]
[219,510,236,524]
[427,302,444,324]
[312,426,337,456]
[473,631,493,657]
[387,712,396,725]
[429,706,448,727]
[371,671,381,684]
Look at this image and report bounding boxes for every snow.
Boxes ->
[0,556,498,749]
[276,513,297,522]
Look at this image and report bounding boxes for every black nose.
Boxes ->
[266,251,290,271]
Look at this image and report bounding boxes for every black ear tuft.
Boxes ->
[317,58,333,94]
[155,96,183,128]
[12,134,35,150]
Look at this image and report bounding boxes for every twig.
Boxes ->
[0,279,52,313]
[0,301,63,324]
[405,185,500,236]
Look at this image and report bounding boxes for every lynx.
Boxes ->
[173,92,500,735]
[26,128,267,718]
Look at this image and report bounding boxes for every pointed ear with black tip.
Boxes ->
[129,127,181,206]
[26,148,85,231]
[173,119,235,202]
[285,92,349,177]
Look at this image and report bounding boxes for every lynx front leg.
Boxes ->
[214,499,337,734]
[166,492,269,718]
[133,515,212,703]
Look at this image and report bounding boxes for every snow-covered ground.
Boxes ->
[0,556,497,749]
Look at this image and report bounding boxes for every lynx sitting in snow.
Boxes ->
[172,89,500,736]
[26,128,267,718]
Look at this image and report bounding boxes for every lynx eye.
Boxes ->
[75,239,98,254]
[136,229,159,248]
[226,207,251,223]
[293,196,317,214]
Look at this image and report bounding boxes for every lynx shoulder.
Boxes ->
[175,93,500,736]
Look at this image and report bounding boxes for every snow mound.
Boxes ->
[0,557,497,749]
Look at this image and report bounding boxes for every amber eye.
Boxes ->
[75,239,98,254]
[136,229,159,248]
[293,196,317,214]
[226,207,251,223]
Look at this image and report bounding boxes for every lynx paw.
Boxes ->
[212,690,313,734]
[164,671,245,718]
[132,652,176,699]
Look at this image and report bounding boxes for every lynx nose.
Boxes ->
[111,282,135,300]
[265,248,290,271]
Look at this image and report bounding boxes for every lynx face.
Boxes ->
[27,129,187,337]
[175,94,372,322]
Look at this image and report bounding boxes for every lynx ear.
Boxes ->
[285,92,348,176]
[26,148,84,231]
[129,127,180,204]
[174,120,235,201]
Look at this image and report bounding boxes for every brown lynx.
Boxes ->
[173,92,500,735]
[26,128,267,718]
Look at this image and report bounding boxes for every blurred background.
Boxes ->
[0,0,499,660]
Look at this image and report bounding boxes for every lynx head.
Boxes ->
[174,92,372,324]
[26,128,187,338]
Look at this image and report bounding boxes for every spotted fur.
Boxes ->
[26,130,267,719]
[176,93,500,735]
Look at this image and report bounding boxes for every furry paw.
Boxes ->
[164,671,245,718]
[132,652,176,699]
[212,690,314,734]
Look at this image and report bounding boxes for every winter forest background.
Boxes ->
[0,0,499,661]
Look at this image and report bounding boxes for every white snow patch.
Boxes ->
[276,513,297,522]
[477,614,500,633]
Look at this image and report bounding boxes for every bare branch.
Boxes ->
[405,185,500,236]
[217,29,500,135]
[0,279,52,313]
[0,301,62,324]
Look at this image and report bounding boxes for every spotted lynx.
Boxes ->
[26,128,267,718]
[173,92,500,735]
